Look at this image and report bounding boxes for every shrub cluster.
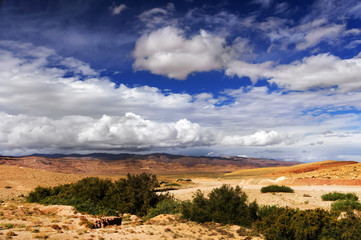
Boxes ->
[260,185,294,193]
[26,173,361,240]
[331,199,361,212]
[181,184,258,227]
[145,198,182,220]
[321,192,358,201]
[27,173,168,216]
[255,207,361,240]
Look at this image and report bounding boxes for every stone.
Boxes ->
[91,217,122,229]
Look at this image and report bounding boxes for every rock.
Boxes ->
[91,216,123,229]
[130,215,142,222]
[38,205,77,216]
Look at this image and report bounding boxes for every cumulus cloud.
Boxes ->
[133,26,229,79]
[0,41,194,119]
[110,4,126,15]
[3,40,361,158]
[221,130,292,146]
[0,112,214,152]
[267,53,361,91]
[225,60,273,83]
[224,51,361,92]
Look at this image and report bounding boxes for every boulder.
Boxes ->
[91,217,122,229]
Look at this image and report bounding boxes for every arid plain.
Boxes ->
[1,156,361,239]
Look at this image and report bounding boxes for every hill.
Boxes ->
[0,153,298,175]
[226,160,361,185]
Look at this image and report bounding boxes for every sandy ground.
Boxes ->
[0,203,260,240]
[170,178,361,210]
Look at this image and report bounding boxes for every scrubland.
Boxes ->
[2,160,361,239]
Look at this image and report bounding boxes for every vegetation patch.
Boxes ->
[255,207,361,240]
[145,198,182,220]
[181,184,258,227]
[26,173,169,216]
[331,199,361,211]
[321,192,358,201]
[260,185,294,193]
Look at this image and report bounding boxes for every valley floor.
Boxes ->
[2,164,361,239]
[170,178,361,210]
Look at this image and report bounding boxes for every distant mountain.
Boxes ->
[0,153,299,175]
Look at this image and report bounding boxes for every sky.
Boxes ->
[1,0,361,162]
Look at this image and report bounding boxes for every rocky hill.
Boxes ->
[0,153,298,175]
[227,160,361,185]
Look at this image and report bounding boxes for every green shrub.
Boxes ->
[321,192,358,201]
[331,199,361,211]
[145,198,182,220]
[255,206,361,240]
[255,207,338,240]
[260,185,294,193]
[181,184,258,227]
[257,205,279,219]
[27,173,169,216]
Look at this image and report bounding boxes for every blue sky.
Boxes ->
[1,0,361,162]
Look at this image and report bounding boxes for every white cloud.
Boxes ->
[0,112,214,152]
[0,41,194,119]
[221,130,285,146]
[133,26,228,79]
[60,57,98,76]
[3,41,361,160]
[138,3,176,31]
[243,15,349,51]
[225,60,273,83]
[110,4,126,15]
[295,23,344,50]
[267,53,361,91]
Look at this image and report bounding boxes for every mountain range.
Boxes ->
[0,153,299,175]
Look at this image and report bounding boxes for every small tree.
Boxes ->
[105,173,163,216]
[181,184,257,227]
[27,173,167,216]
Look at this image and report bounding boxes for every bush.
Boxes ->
[181,184,258,227]
[255,207,338,240]
[321,192,358,201]
[255,206,361,240]
[145,198,182,220]
[27,173,169,216]
[260,185,294,193]
[331,199,361,211]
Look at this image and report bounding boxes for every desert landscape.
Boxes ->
[3,0,361,239]
[1,155,361,239]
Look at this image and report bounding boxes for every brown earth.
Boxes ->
[0,153,298,175]
[226,160,361,185]
[1,158,361,239]
[0,202,261,240]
